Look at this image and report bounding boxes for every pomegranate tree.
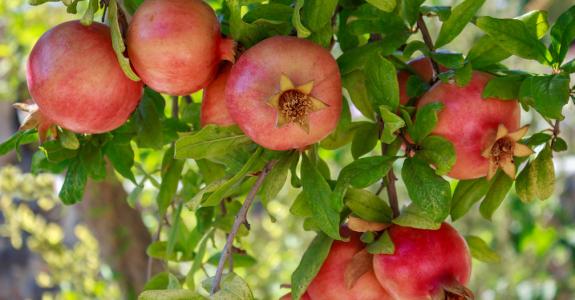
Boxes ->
[200,64,235,127]
[26,21,143,134]
[373,223,472,300]
[417,72,530,180]
[225,36,342,150]
[127,0,235,95]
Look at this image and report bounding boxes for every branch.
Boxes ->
[551,120,561,149]
[376,117,400,218]
[416,15,441,81]
[210,160,277,294]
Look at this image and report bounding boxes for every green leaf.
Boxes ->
[518,74,570,120]
[157,146,185,215]
[138,290,206,300]
[532,145,555,200]
[435,0,485,48]
[379,106,405,144]
[40,140,77,163]
[454,62,473,87]
[291,233,333,300]
[420,6,451,21]
[259,152,297,208]
[301,154,341,240]
[475,16,550,64]
[351,122,379,159]
[133,88,165,149]
[450,178,490,221]
[367,231,394,254]
[430,52,464,69]
[409,102,444,143]
[550,5,575,65]
[345,188,392,223]
[361,232,376,243]
[80,0,99,26]
[561,58,575,73]
[338,156,396,189]
[347,5,407,35]
[123,0,144,14]
[465,235,501,263]
[58,129,79,150]
[143,272,176,291]
[418,135,456,176]
[515,162,536,203]
[292,0,312,38]
[482,75,524,100]
[401,0,425,26]
[175,125,252,160]
[392,203,441,230]
[367,0,396,12]
[343,71,375,120]
[553,137,568,152]
[109,0,141,81]
[479,171,513,220]
[203,273,254,300]
[59,158,88,205]
[402,157,451,222]
[366,55,400,110]
[105,137,137,184]
[0,130,38,156]
[321,100,355,149]
[405,75,429,99]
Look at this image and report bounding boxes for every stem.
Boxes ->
[376,117,400,218]
[416,15,441,81]
[172,96,179,120]
[551,120,561,148]
[146,221,163,281]
[210,160,277,295]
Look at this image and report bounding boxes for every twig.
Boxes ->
[210,160,277,294]
[416,15,441,81]
[146,221,163,280]
[376,117,400,218]
[551,120,561,148]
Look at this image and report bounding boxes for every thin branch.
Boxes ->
[551,120,561,149]
[146,221,163,281]
[376,117,400,218]
[416,15,441,81]
[210,160,277,295]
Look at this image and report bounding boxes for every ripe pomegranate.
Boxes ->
[373,223,472,300]
[127,0,235,95]
[398,57,435,105]
[417,72,522,180]
[225,36,342,150]
[200,64,235,127]
[26,21,143,134]
[306,229,392,300]
[279,292,311,300]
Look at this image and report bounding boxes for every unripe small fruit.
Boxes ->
[226,36,342,150]
[128,0,235,95]
[417,72,521,179]
[201,64,235,127]
[373,223,472,300]
[26,21,143,134]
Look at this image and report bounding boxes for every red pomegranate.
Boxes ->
[417,72,522,179]
[398,57,436,105]
[306,230,392,300]
[373,223,472,300]
[127,0,235,95]
[26,21,143,134]
[200,64,235,127]
[225,36,341,150]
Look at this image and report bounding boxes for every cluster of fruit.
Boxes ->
[23,0,535,299]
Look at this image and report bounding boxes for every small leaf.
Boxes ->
[157,146,185,215]
[435,0,486,48]
[532,145,555,200]
[518,74,570,120]
[109,0,141,81]
[552,137,567,152]
[479,171,513,220]
[401,0,425,26]
[59,159,87,205]
[402,157,451,222]
[515,162,536,203]
[367,231,394,254]
[138,290,206,300]
[366,55,400,110]
[351,122,379,159]
[379,106,405,144]
[465,235,501,263]
[175,125,252,160]
[345,188,392,223]
[420,6,452,21]
[430,52,465,69]
[409,102,444,143]
[291,233,333,300]
[366,0,396,12]
[392,204,442,230]
[549,5,575,65]
[80,0,99,26]
[259,151,297,209]
[451,178,490,221]
[418,135,456,176]
[203,273,254,300]
[343,71,375,120]
[482,75,524,100]
[454,62,473,87]
[405,75,429,99]
[133,88,165,149]
[339,156,395,190]
[105,137,137,184]
[0,130,38,156]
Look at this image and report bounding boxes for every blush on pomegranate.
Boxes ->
[200,64,235,127]
[225,36,341,150]
[417,72,522,180]
[26,21,143,134]
[127,0,235,95]
[306,230,392,300]
[373,223,472,300]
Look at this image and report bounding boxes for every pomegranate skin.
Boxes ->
[417,72,520,179]
[128,0,232,95]
[26,21,143,134]
[373,223,471,300]
[307,230,393,300]
[225,36,342,150]
[201,64,235,127]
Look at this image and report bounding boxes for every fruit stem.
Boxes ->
[211,160,277,295]
[416,15,441,82]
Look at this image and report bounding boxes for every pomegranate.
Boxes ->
[398,57,436,105]
[127,0,235,95]
[373,223,472,300]
[417,72,525,180]
[225,36,341,150]
[200,64,235,127]
[279,292,311,300]
[306,229,392,300]
[26,21,143,134]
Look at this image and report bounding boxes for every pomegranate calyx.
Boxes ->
[347,215,390,233]
[13,102,55,142]
[441,280,475,300]
[481,124,533,180]
[343,248,372,290]
[267,74,329,134]
[219,37,237,63]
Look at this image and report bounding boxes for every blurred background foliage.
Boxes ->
[1,0,575,299]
